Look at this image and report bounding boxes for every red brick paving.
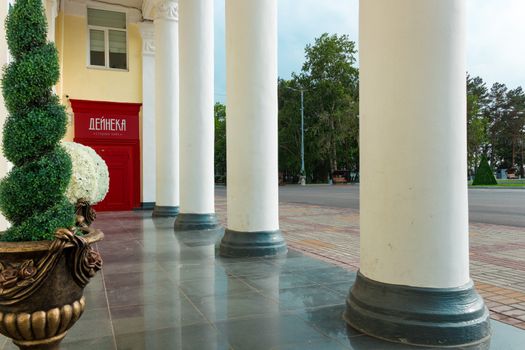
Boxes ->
[215,195,525,329]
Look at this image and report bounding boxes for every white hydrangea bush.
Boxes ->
[82,145,110,203]
[62,142,110,205]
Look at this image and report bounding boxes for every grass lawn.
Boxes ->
[469,179,525,187]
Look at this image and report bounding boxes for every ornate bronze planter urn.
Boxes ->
[0,228,103,350]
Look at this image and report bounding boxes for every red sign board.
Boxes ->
[70,99,141,140]
[71,99,142,211]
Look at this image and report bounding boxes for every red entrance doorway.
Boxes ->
[71,99,142,211]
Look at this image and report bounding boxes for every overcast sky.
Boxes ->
[214,0,525,101]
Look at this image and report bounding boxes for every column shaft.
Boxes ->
[175,0,219,231]
[360,0,468,289]
[220,0,286,257]
[139,23,156,209]
[345,1,490,346]
[153,0,179,217]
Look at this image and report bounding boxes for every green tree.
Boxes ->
[485,82,509,168]
[278,79,302,178]
[0,0,75,241]
[502,87,525,173]
[279,33,360,182]
[466,75,489,176]
[214,102,227,182]
[483,83,525,174]
[472,156,497,185]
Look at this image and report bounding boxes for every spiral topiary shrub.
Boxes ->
[0,0,75,241]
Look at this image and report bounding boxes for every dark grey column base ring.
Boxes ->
[220,229,288,258]
[152,205,180,217]
[344,271,491,348]
[174,213,221,231]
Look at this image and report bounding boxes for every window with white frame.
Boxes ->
[87,8,128,70]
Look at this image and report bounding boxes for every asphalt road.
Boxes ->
[216,185,525,227]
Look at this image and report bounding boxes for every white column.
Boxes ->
[45,0,58,42]
[152,0,179,217]
[345,1,490,346]
[139,22,156,209]
[360,0,468,289]
[175,0,218,230]
[220,0,286,257]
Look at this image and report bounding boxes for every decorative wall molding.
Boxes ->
[64,0,143,23]
[155,0,178,21]
[142,0,156,21]
[138,22,155,56]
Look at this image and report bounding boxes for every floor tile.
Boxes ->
[62,336,116,350]
[66,308,113,342]
[180,275,255,298]
[190,290,280,322]
[292,304,364,343]
[114,323,232,350]
[271,285,345,311]
[106,281,183,308]
[240,272,317,291]
[322,281,354,297]
[271,338,353,350]
[111,297,207,335]
[299,267,357,284]
[214,314,329,350]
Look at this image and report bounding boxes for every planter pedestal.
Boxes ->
[0,229,103,350]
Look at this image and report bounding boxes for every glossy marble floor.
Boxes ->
[2,211,525,350]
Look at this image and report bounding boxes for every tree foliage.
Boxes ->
[468,76,525,178]
[214,34,525,184]
[214,102,226,183]
[278,33,359,182]
[0,0,74,241]
[472,156,497,185]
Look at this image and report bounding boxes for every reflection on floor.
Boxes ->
[1,211,525,349]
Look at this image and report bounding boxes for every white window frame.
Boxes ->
[86,8,129,71]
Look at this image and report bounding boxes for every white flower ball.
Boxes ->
[82,145,110,203]
[62,142,110,205]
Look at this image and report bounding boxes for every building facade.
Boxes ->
[0,0,491,347]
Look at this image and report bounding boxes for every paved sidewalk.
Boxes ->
[215,196,525,330]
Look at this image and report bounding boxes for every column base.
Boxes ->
[174,213,221,231]
[344,271,491,348]
[220,229,287,258]
[152,205,179,217]
[135,202,155,210]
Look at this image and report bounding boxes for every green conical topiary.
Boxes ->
[472,156,498,186]
[0,0,75,241]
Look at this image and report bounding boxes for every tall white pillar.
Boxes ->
[45,0,58,42]
[139,22,156,210]
[219,0,286,257]
[152,0,179,217]
[174,0,219,231]
[345,1,490,347]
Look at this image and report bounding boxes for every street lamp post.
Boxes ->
[300,90,305,181]
[288,86,306,186]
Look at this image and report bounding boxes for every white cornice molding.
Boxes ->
[154,0,178,21]
[64,0,143,23]
[142,0,156,21]
[138,21,155,56]
[142,0,178,21]
[47,0,59,19]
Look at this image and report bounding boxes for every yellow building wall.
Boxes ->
[56,13,143,141]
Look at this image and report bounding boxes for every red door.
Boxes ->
[90,145,134,211]
[70,99,142,211]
